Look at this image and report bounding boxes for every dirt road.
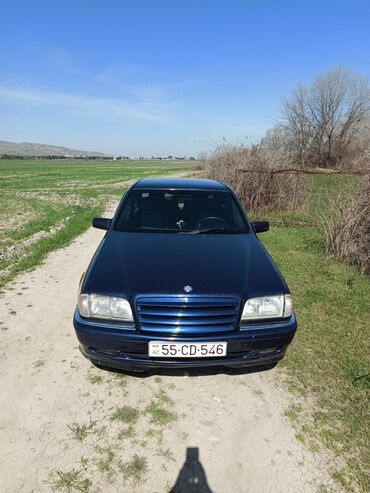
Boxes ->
[0,210,339,493]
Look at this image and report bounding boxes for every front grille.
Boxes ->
[136,296,240,335]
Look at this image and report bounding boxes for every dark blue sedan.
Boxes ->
[73,177,297,372]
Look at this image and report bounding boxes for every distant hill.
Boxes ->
[0,140,105,157]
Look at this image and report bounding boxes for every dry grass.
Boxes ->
[323,179,370,274]
[202,144,307,213]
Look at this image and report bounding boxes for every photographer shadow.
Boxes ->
[169,447,213,493]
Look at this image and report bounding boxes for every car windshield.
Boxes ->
[114,189,249,233]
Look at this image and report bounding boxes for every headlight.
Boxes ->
[241,294,292,321]
[78,293,134,322]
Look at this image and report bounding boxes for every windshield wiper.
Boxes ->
[188,227,247,234]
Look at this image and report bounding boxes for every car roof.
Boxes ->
[132,177,228,191]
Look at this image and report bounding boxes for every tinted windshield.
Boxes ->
[114,189,249,233]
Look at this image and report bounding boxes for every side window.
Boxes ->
[230,198,245,227]
[119,196,132,223]
[116,191,139,228]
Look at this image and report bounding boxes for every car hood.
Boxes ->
[85,232,288,301]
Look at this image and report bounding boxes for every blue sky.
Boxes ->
[1,0,369,156]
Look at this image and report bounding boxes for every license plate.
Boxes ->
[148,341,227,358]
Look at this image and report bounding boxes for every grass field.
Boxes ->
[0,159,196,288]
[1,159,368,491]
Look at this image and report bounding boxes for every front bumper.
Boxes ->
[73,308,297,372]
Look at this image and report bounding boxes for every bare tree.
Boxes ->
[280,66,370,167]
[281,83,314,165]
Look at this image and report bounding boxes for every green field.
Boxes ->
[1,159,368,491]
[0,159,196,288]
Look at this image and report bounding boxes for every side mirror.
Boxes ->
[92,217,112,230]
[251,220,269,233]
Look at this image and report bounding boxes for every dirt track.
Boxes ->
[0,208,339,493]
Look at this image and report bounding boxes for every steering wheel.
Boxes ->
[197,216,228,229]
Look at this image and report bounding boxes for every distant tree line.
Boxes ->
[0,154,196,161]
[0,155,112,160]
[261,66,370,169]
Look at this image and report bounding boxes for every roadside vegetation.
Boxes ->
[202,143,307,213]
[262,221,369,492]
[323,179,370,275]
[204,145,369,490]
[203,95,370,493]
[0,158,196,288]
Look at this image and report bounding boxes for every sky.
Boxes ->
[1,0,369,156]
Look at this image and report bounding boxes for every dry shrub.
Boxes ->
[344,147,370,172]
[202,144,307,212]
[324,179,370,274]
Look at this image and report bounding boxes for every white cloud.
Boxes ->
[0,84,176,123]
